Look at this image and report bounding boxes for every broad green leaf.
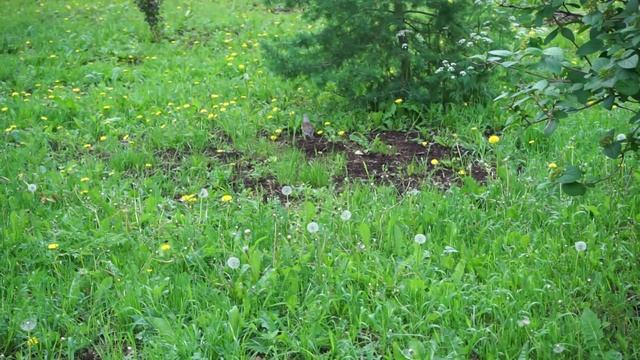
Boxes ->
[577,38,604,56]
[557,165,583,184]
[560,27,575,42]
[228,305,241,334]
[532,80,548,91]
[543,119,559,136]
[562,182,587,196]
[618,54,638,69]
[580,308,603,346]
[358,222,371,244]
[149,317,175,339]
[602,96,615,110]
[544,28,559,44]
[615,78,640,96]
[605,350,623,360]
[541,55,563,74]
[543,47,564,58]
[501,61,518,68]
[488,50,513,57]
[602,141,622,159]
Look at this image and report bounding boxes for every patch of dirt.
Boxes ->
[152,130,491,200]
[289,131,490,192]
[76,348,101,360]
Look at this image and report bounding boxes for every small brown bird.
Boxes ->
[301,114,315,138]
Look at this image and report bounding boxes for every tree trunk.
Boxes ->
[393,1,411,93]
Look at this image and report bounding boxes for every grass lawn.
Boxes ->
[1,0,639,358]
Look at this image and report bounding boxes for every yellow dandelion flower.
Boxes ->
[431,159,439,166]
[238,64,245,70]
[338,130,346,136]
[394,98,403,104]
[458,169,466,176]
[47,243,59,250]
[160,243,171,251]
[488,135,500,144]
[1,107,8,112]
[324,121,331,126]
[72,88,80,93]
[80,177,90,182]
[548,162,558,169]
[103,105,111,110]
[83,144,92,149]
[316,130,324,135]
[99,135,107,141]
[179,194,197,203]
[145,163,152,168]
[528,140,535,144]
[27,336,39,346]
[221,194,233,202]
[270,135,278,141]
[421,141,428,147]
[275,128,283,135]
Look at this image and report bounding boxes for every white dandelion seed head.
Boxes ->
[27,183,37,193]
[340,210,352,221]
[615,133,626,142]
[407,188,420,196]
[553,344,565,354]
[226,256,240,269]
[281,185,293,196]
[575,241,587,252]
[242,245,249,252]
[414,233,427,245]
[517,317,531,327]
[244,229,251,235]
[20,318,37,332]
[306,222,319,233]
[198,188,209,198]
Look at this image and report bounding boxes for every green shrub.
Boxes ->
[263,0,510,109]
[483,0,640,195]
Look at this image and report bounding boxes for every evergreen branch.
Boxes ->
[403,9,435,17]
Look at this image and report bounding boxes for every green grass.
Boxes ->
[1,0,639,359]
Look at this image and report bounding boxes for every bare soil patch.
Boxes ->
[288,131,491,191]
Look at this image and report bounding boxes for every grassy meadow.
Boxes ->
[1,0,639,358]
